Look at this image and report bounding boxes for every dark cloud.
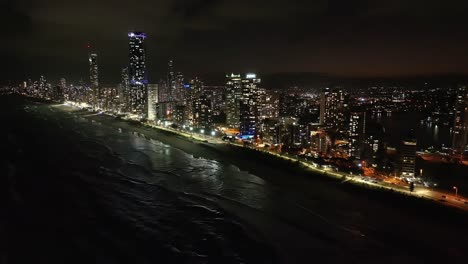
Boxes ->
[1,0,468,84]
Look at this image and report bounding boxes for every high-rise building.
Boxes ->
[240,74,261,136]
[401,138,417,177]
[158,80,169,103]
[452,86,468,152]
[118,67,129,112]
[175,72,185,103]
[128,32,148,117]
[39,75,47,98]
[185,78,201,124]
[147,84,159,121]
[263,90,280,119]
[348,112,366,159]
[193,93,213,129]
[225,73,242,128]
[279,93,295,117]
[88,53,99,108]
[320,87,347,129]
[157,101,177,122]
[257,87,267,120]
[101,86,119,111]
[167,60,176,102]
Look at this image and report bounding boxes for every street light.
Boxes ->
[211,131,216,136]
[453,186,458,197]
[200,129,205,134]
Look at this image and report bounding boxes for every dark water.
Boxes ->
[371,111,451,149]
[2,98,275,263]
[372,112,468,193]
[2,96,468,264]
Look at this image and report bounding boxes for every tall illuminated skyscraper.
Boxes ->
[175,72,185,103]
[240,74,261,136]
[225,73,242,128]
[167,60,176,102]
[401,138,417,177]
[147,84,159,121]
[128,32,147,117]
[452,86,468,152]
[119,67,129,112]
[320,87,347,128]
[88,52,99,108]
[348,112,366,159]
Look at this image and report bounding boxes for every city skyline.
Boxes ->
[3,0,468,83]
[3,2,468,263]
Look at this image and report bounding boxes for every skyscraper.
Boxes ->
[320,87,347,128]
[147,84,159,121]
[348,112,366,159]
[401,138,417,177]
[37,75,50,98]
[225,73,242,128]
[193,94,213,129]
[128,32,147,117]
[175,72,185,103]
[452,86,468,152]
[240,74,261,136]
[167,60,176,102]
[88,53,99,108]
[119,67,129,112]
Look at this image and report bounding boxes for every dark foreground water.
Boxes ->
[2,95,468,264]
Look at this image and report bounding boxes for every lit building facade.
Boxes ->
[193,93,213,129]
[225,73,242,128]
[452,86,468,152]
[348,112,366,159]
[128,32,147,117]
[89,53,99,108]
[167,60,176,102]
[320,87,348,129]
[147,84,159,121]
[401,139,417,177]
[240,74,261,136]
[119,67,129,112]
[175,72,185,103]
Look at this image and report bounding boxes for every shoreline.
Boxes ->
[7,95,468,263]
[54,103,468,215]
[53,99,468,212]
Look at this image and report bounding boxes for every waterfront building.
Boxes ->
[167,60,176,102]
[173,105,187,125]
[119,67,129,111]
[348,112,366,159]
[193,93,213,129]
[157,101,178,122]
[147,84,159,121]
[240,74,261,136]
[88,52,99,108]
[225,73,242,128]
[452,86,468,152]
[401,138,417,177]
[128,32,148,117]
[320,87,348,129]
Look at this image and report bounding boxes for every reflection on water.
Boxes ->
[78,117,273,211]
[370,112,451,149]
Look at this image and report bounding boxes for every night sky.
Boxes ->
[2,0,468,84]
